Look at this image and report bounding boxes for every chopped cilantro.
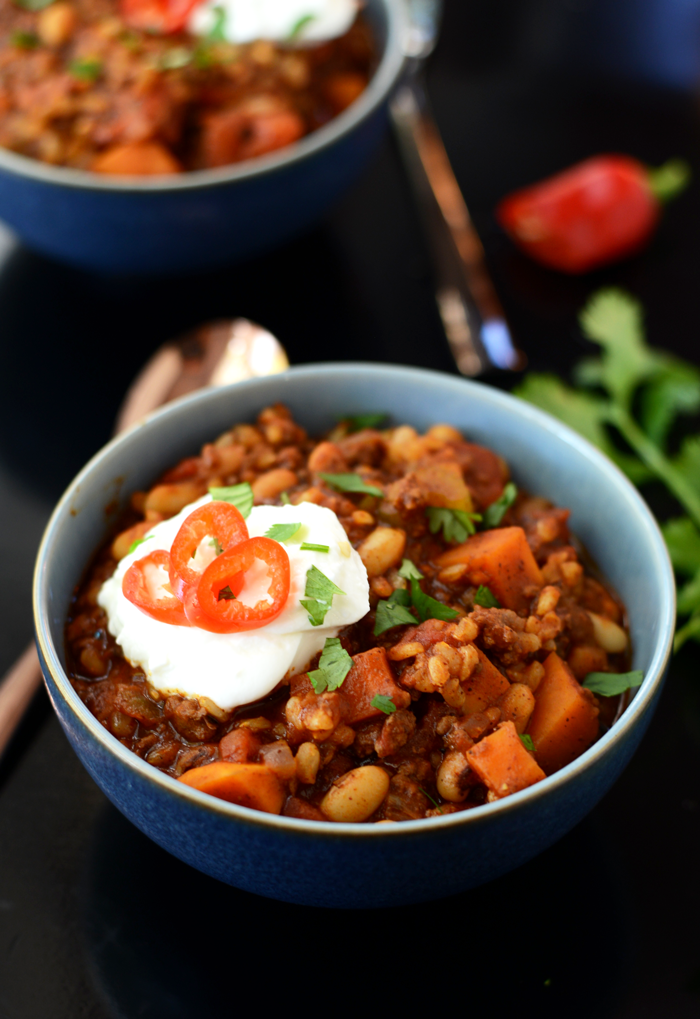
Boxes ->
[280,491,291,505]
[301,565,345,627]
[11,30,39,48]
[264,522,301,543]
[519,733,535,752]
[127,535,153,556]
[426,507,482,544]
[300,542,330,553]
[371,694,397,714]
[474,585,500,608]
[69,58,102,83]
[373,592,418,635]
[218,585,236,601]
[308,637,353,693]
[582,670,644,697]
[398,558,423,581]
[410,578,459,623]
[14,0,56,10]
[339,412,387,433]
[289,12,316,38]
[209,537,224,555]
[319,473,383,498]
[481,483,518,529]
[208,4,227,41]
[209,483,253,519]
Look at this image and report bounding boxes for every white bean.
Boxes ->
[587,611,628,654]
[320,766,390,822]
[357,527,406,578]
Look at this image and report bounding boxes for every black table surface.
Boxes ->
[2,2,700,1016]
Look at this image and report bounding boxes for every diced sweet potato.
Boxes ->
[290,647,410,724]
[178,761,285,813]
[526,652,600,774]
[466,720,545,798]
[413,462,474,512]
[435,526,543,613]
[92,142,181,176]
[462,647,510,714]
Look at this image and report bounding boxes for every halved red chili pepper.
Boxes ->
[120,0,201,35]
[169,501,249,601]
[496,156,690,273]
[194,536,291,633]
[122,549,190,626]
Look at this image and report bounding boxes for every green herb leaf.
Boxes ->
[474,585,500,608]
[209,483,254,518]
[289,12,316,38]
[280,491,291,505]
[13,0,56,10]
[672,435,700,500]
[426,507,481,544]
[677,570,700,617]
[319,473,383,498]
[410,578,459,623]
[10,30,39,49]
[339,412,387,433]
[127,535,153,556]
[264,522,301,543]
[398,558,423,581]
[69,58,102,83]
[519,733,536,752]
[662,517,700,576]
[301,565,345,627]
[209,537,224,555]
[582,670,644,697]
[300,542,330,553]
[159,46,192,70]
[373,594,418,635]
[481,482,518,529]
[639,357,700,448]
[208,4,227,41]
[218,585,236,601]
[674,611,700,652]
[308,637,353,693]
[371,694,396,714]
[419,786,443,812]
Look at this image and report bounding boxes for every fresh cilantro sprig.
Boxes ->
[426,507,482,544]
[374,590,418,634]
[69,58,102,83]
[338,412,387,432]
[264,522,301,543]
[474,585,500,608]
[319,473,383,497]
[301,566,345,627]
[482,482,518,529]
[519,733,536,752]
[127,534,153,556]
[209,483,254,519]
[308,637,353,693]
[373,558,458,635]
[208,4,227,41]
[371,694,396,714]
[582,670,644,697]
[516,288,700,652]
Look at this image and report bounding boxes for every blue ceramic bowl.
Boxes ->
[34,365,675,908]
[0,1,405,275]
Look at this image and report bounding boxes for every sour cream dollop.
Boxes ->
[188,0,359,45]
[98,498,370,712]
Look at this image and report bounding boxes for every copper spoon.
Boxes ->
[0,320,289,759]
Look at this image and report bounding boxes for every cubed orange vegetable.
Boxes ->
[414,462,474,511]
[462,646,510,714]
[178,761,285,813]
[526,652,600,774]
[92,142,182,176]
[466,720,545,798]
[435,526,543,613]
[291,647,410,724]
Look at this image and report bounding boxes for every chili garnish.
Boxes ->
[194,536,291,632]
[168,501,249,600]
[120,0,201,35]
[122,549,190,626]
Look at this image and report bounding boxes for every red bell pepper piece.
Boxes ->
[122,549,190,626]
[496,156,690,273]
[120,0,201,34]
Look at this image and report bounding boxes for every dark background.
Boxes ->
[1,1,700,1015]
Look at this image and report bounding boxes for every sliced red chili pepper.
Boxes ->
[120,0,201,35]
[122,549,190,626]
[195,537,291,633]
[169,501,249,601]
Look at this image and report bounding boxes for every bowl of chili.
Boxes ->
[33,364,675,907]
[0,0,406,274]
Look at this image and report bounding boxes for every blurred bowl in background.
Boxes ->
[0,0,405,275]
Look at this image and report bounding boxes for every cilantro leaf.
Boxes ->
[482,483,518,529]
[582,670,644,697]
[672,435,700,500]
[371,694,397,714]
[208,4,227,40]
[289,12,316,37]
[69,58,102,83]
[426,507,481,544]
[264,522,301,543]
[677,571,700,617]
[474,585,500,608]
[10,30,39,48]
[410,578,459,623]
[398,558,423,581]
[662,517,700,576]
[674,612,700,652]
[280,491,291,505]
[127,535,153,556]
[519,733,535,752]
[14,0,56,9]
[300,543,329,553]
[301,565,345,627]
[308,637,353,693]
[340,413,387,432]
[373,593,418,635]
[319,473,383,497]
[209,483,253,518]
[639,357,700,448]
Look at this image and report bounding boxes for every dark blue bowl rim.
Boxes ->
[0,0,406,194]
[34,363,676,840]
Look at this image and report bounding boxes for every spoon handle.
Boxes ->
[0,644,42,758]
